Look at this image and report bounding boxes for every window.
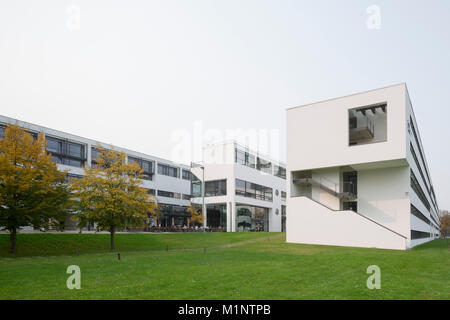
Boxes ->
[66,173,83,181]
[256,157,272,174]
[281,191,286,201]
[410,117,433,189]
[410,170,430,211]
[264,187,273,202]
[235,205,269,232]
[46,136,86,167]
[235,148,256,168]
[0,125,38,140]
[411,230,430,240]
[235,179,273,202]
[205,179,227,197]
[157,190,181,199]
[146,189,156,195]
[91,147,100,166]
[182,169,192,181]
[128,156,154,180]
[349,103,387,146]
[245,181,256,198]
[410,143,429,193]
[191,173,202,198]
[46,137,62,154]
[411,204,432,226]
[255,184,264,200]
[274,165,286,179]
[158,163,179,178]
[235,179,246,197]
[182,194,191,200]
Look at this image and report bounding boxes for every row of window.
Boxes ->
[234,147,286,179]
[410,117,439,217]
[205,179,227,197]
[0,125,39,140]
[410,170,431,212]
[409,124,439,216]
[235,179,273,202]
[410,204,436,229]
[410,118,432,187]
[410,230,431,240]
[148,189,191,200]
[47,136,86,168]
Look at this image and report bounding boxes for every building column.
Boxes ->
[231,201,236,232]
[202,203,207,228]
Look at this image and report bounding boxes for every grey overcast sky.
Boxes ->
[0,0,449,209]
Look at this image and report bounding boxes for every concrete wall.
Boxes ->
[287,83,407,172]
[357,166,410,238]
[286,197,407,250]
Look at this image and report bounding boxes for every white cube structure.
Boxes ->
[286,83,440,250]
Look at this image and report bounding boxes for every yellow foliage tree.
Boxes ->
[0,125,73,253]
[72,146,157,249]
[187,204,203,227]
[440,211,450,248]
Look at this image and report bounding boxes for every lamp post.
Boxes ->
[200,165,206,229]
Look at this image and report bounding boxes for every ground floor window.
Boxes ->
[235,205,269,232]
[206,204,227,231]
[281,205,286,232]
[343,201,357,211]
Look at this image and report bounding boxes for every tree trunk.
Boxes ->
[9,228,17,254]
[110,229,115,250]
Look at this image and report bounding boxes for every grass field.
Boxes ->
[0,232,449,299]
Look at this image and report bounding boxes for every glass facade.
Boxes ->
[274,165,286,179]
[206,204,227,230]
[256,157,272,174]
[157,190,181,199]
[128,156,154,180]
[205,179,227,197]
[156,204,189,227]
[157,163,179,178]
[46,136,86,167]
[281,205,286,232]
[182,169,192,180]
[235,205,269,232]
[235,147,256,168]
[235,179,272,202]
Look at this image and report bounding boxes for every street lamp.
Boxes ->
[200,165,206,229]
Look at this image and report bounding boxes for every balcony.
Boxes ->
[349,116,374,144]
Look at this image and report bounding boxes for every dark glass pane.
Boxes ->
[46,137,62,154]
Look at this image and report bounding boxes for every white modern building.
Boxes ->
[0,115,192,229]
[190,141,287,232]
[286,83,440,250]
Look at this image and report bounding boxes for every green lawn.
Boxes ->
[0,233,449,299]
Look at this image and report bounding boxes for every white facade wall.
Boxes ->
[286,197,407,250]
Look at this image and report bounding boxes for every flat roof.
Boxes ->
[286,83,406,111]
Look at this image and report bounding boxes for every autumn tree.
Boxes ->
[72,147,157,250]
[152,204,165,227]
[0,124,73,254]
[440,210,450,248]
[186,204,203,227]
